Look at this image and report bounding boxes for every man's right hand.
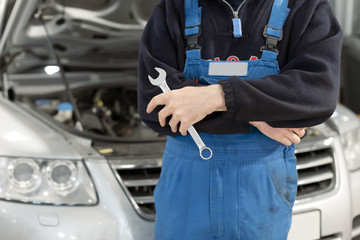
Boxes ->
[250,121,307,146]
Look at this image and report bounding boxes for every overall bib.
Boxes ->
[154,0,298,239]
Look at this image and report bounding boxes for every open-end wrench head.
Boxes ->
[148,67,167,87]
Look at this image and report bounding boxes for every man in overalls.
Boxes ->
[138,0,342,239]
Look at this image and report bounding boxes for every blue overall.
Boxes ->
[153,0,297,239]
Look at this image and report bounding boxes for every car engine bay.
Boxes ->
[27,85,160,140]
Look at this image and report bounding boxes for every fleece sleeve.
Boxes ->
[219,0,342,128]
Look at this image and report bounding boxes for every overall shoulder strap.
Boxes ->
[184,0,202,59]
[261,0,290,58]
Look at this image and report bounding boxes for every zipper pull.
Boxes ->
[232,16,242,38]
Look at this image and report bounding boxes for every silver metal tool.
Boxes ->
[148,67,213,160]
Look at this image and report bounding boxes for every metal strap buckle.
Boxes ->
[185,25,201,51]
[260,25,283,54]
[260,36,280,54]
[263,25,283,40]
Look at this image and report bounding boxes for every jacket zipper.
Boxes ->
[221,0,248,37]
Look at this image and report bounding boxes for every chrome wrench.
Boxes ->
[148,67,213,160]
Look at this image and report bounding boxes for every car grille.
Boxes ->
[109,157,161,220]
[295,147,336,199]
[109,142,337,220]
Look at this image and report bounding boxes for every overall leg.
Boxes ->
[154,149,213,240]
[239,145,297,240]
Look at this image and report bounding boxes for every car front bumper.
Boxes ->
[0,159,155,240]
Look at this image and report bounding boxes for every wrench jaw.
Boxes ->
[148,67,167,87]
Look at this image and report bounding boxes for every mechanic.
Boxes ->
[137,0,342,239]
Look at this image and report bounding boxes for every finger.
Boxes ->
[179,119,191,136]
[281,137,293,146]
[158,108,172,127]
[292,128,306,138]
[290,128,305,137]
[299,128,306,138]
[287,132,301,144]
[300,129,308,139]
[169,116,180,133]
[146,94,167,114]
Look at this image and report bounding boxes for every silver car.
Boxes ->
[0,0,359,239]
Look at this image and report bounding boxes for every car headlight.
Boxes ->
[341,127,360,171]
[8,158,41,194]
[0,157,97,205]
[46,160,79,197]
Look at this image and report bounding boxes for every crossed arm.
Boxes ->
[146,84,306,146]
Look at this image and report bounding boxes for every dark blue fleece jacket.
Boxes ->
[137,0,342,136]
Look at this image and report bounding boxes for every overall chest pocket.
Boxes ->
[198,59,280,85]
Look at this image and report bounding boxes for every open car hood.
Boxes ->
[0,0,157,75]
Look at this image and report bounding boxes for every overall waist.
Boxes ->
[165,127,295,164]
